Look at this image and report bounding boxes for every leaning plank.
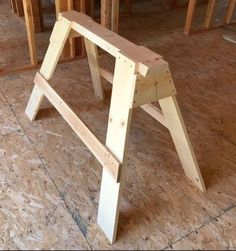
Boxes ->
[34,72,121,181]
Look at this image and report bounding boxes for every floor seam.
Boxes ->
[163,203,236,250]
[0,86,93,250]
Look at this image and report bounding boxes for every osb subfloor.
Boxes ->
[1,0,236,250]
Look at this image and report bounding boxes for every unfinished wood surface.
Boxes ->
[63,11,165,76]
[55,0,87,58]
[33,72,121,181]
[84,38,104,99]
[99,67,114,83]
[10,0,17,13]
[98,53,137,243]
[184,0,197,35]
[225,0,236,24]
[22,0,37,65]
[0,92,90,250]
[24,11,206,243]
[159,96,206,191]
[55,0,71,58]
[25,15,72,120]
[15,0,24,16]
[132,69,176,108]
[31,0,44,33]
[204,0,217,29]
[101,0,112,29]
[67,0,76,58]
[2,1,236,249]
[141,103,168,128]
[111,0,119,32]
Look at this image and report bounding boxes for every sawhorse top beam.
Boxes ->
[63,10,167,77]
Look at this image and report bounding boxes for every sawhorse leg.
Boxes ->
[97,53,137,243]
[25,15,72,121]
[159,95,206,191]
[84,38,104,99]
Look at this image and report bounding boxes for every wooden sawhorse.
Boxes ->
[25,11,206,244]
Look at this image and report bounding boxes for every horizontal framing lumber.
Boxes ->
[141,104,169,129]
[34,72,121,181]
[62,11,167,76]
[99,67,114,83]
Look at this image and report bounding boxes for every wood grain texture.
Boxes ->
[1,0,236,249]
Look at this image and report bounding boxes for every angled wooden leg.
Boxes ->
[184,0,197,35]
[84,38,104,99]
[159,95,206,191]
[204,0,217,29]
[97,53,137,243]
[25,16,72,121]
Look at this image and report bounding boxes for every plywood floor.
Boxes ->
[0,0,236,250]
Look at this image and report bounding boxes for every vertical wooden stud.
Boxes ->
[68,0,76,58]
[184,0,197,35]
[225,0,236,24]
[10,0,17,13]
[204,0,217,29]
[111,0,119,32]
[22,0,38,66]
[15,0,24,16]
[31,0,44,32]
[101,0,112,29]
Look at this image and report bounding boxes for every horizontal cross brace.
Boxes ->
[34,72,121,182]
